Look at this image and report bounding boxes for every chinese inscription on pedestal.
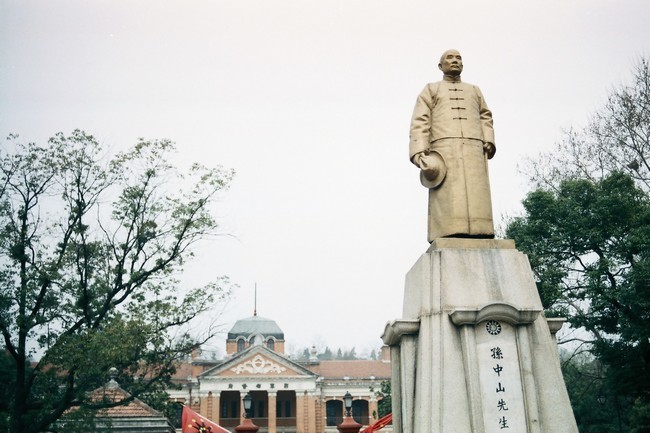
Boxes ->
[477,320,527,433]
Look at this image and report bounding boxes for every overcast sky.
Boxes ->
[2,0,650,358]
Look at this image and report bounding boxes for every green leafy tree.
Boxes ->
[510,58,650,432]
[0,131,234,433]
[375,380,391,418]
[631,399,650,433]
[506,172,650,431]
[561,350,630,433]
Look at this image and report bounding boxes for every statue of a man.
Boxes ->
[409,49,496,242]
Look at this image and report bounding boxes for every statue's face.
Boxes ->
[438,50,463,76]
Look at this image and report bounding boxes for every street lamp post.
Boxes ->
[235,393,259,433]
[337,391,362,433]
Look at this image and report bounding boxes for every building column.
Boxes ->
[197,391,205,414]
[212,393,221,424]
[198,392,212,419]
[306,392,317,433]
[296,392,306,433]
[268,391,277,433]
[368,397,378,424]
[315,395,323,433]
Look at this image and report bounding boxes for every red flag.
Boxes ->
[182,405,231,433]
[361,413,392,433]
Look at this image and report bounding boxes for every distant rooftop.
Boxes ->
[227,315,284,340]
[307,359,392,380]
[61,372,174,433]
[88,385,163,418]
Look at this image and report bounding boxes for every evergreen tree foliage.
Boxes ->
[375,380,391,418]
[290,345,375,361]
[320,346,334,360]
[507,172,650,429]
[561,351,630,433]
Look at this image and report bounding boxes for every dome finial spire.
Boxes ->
[254,282,257,317]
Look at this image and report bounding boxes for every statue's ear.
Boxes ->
[438,63,443,71]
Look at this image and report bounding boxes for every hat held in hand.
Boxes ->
[419,150,447,189]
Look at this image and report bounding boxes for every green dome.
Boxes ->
[227,315,284,340]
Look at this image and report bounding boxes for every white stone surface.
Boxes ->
[383,239,578,433]
[476,321,526,433]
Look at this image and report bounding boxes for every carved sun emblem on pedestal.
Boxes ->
[486,320,502,336]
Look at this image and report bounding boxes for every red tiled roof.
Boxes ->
[88,384,163,418]
[306,360,391,380]
[172,362,195,380]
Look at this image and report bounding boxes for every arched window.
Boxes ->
[237,338,245,352]
[352,399,370,425]
[326,400,343,426]
[267,338,275,351]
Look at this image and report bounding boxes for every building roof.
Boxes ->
[227,315,284,340]
[61,375,175,433]
[307,360,391,380]
[199,344,317,379]
[87,381,164,418]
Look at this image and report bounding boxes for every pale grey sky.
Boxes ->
[2,0,649,357]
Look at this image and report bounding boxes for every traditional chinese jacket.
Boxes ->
[409,76,496,241]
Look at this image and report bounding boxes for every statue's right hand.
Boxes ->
[412,152,424,168]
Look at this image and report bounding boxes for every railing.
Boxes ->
[250,417,268,427]
[355,415,370,425]
[218,417,240,429]
[327,415,371,427]
[326,416,343,426]
[218,417,297,429]
[276,417,297,427]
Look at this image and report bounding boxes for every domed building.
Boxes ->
[226,315,286,354]
[169,312,391,433]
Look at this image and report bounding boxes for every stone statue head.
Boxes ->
[438,49,463,77]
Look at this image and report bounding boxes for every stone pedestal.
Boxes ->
[382,239,578,433]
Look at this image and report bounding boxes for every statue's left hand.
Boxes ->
[483,142,496,159]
